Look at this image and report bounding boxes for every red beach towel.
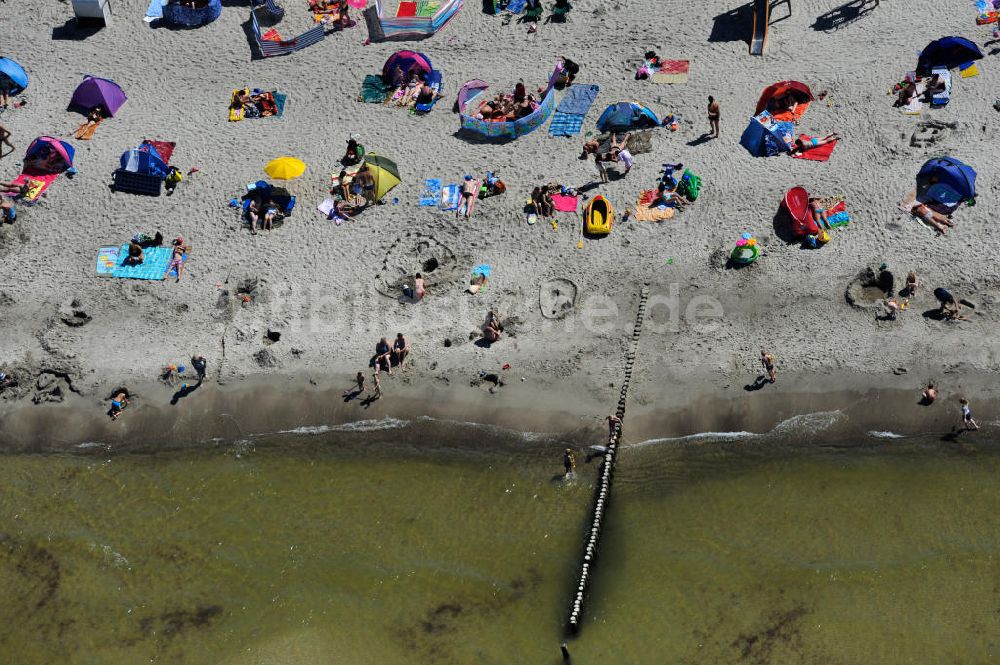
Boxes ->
[551,193,578,212]
[792,135,838,162]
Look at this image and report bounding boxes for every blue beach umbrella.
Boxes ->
[0,57,29,95]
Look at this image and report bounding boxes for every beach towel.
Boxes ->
[960,61,979,78]
[930,67,951,107]
[549,112,585,136]
[419,179,442,206]
[96,245,120,277]
[11,172,59,202]
[317,198,336,217]
[791,135,838,162]
[651,60,689,84]
[359,74,390,103]
[145,140,175,164]
[229,88,248,121]
[439,183,461,211]
[632,189,677,221]
[145,0,167,21]
[551,193,578,212]
[506,0,526,12]
[396,1,417,16]
[901,80,926,115]
[556,84,600,114]
[73,117,103,141]
[110,246,172,280]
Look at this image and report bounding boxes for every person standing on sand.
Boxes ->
[960,398,979,431]
[707,96,720,139]
[355,371,366,395]
[372,371,382,400]
[191,355,207,384]
[761,349,776,383]
[0,123,13,158]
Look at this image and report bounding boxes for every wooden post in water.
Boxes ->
[566,285,650,635]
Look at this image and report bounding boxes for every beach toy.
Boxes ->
[736,238,748,247]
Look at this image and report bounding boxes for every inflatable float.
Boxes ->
[731,232,760,264]
[584,195,613,235]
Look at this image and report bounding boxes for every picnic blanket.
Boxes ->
[632,189,677,221]
[651,60,689,84]
[551,193,578,212]
[439,183,461,211]
[419,179,442,206]
[359,74,391,103]
[229,90,286,121]
[110,246,172,280]
[791,135,838,162]
[11,172,59,202]
[96,245,121,277]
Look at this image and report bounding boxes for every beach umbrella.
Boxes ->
[755,80,813,116]
[382,51,433,87]
[70,75,128,117]
[363,153,401,201]
[265,157,306,180]
[917,36,983,75]
[0,57,28,96]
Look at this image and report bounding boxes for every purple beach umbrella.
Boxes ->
[70,75,127,117]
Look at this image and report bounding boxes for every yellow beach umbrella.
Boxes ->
[264,157,306,180]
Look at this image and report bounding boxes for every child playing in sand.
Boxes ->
[960,398,979,431]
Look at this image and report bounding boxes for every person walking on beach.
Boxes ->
[562,448,576,477]
[354,371,366,395]
[372,371,382,400]
[761,349,776,383]
[191,355,207,384]
[0,123,13,159]
[606,414,621,438]
[960,398,979,431]
[707,96,720,139]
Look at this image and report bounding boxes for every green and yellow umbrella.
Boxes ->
[264,156,306,180]
[364,153,401,202]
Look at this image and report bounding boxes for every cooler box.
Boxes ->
[72,0,113,25]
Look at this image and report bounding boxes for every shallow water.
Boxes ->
[1,428,998,664]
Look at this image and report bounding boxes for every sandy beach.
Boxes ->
[2,0,999,442]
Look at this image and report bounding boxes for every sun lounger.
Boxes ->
[930,67,951,107]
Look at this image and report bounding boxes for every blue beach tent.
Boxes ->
[739,112,793,157]
[595,101,659,132]
[917,36,983,74]
[917,156,976,203]
[0,57,29,95]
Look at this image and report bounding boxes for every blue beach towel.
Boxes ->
[273,92,287,117]
[420,179,442,206]
[145,0,167,21]
[506,0,526,13]
[556,84,600,115]
[472,264,491,278]
[549,112,585,136]
[111,246,172,280]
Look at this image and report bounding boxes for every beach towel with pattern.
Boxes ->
[96,245,120,277]
[110,246,172,280]
[549,112,585,136]
[11,172,59,202]
[420,179,442,206]
[631,189,677,221]
[439,184,460,211]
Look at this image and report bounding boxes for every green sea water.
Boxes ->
[1,428,998,664]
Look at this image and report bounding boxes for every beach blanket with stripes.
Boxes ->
[550,84,599,137]
[110,246,172,280]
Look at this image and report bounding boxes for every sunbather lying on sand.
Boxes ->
[912,203,954,235]
[924,74,946,99]
[74,105,106,141]
[0,181,29,196]
[168,237,188,282]
[648,181,687,208]
[790,133,840,155]
[808,198,831,227]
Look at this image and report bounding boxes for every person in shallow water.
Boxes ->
[562,448,576,477]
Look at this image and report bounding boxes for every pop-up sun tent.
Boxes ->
[113,140,176,196]
[739,111,793,157]
[24,136,75,173]
[755,80,813,122]
[70,76,127,116]
[917,36,983,75]
[0,57,28,96]
[382,50,434,87]
[917,156,976,206]
[454,79,488,113]
[364,153,401,202]
[595,101,659,133]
